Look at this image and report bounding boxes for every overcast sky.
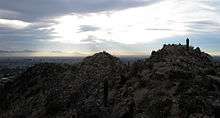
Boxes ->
[0,0,220,56]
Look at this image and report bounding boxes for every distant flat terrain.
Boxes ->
[0,56,147,79]
[0,56,148,68]
[213,56,220,62]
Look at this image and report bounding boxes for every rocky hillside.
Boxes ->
[1,44,220,118]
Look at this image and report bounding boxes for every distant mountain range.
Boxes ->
[0,50,89,57]
[0,50,36,53]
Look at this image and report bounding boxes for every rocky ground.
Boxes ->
[1,44,220,118]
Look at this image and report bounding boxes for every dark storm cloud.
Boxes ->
[0,0,162,21]
[0,20,58,51]
[78,25,100,32]
[0,24,56,42]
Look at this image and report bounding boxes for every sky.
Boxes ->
[0,0,220,57]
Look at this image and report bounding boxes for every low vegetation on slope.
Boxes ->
[1,44,220,118]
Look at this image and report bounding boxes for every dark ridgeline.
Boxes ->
[1,39,220,118]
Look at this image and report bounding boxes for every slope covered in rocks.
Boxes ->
[1,44,220,118]
[128,44,219,118]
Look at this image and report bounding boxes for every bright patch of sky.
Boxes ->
[50,0,219,45]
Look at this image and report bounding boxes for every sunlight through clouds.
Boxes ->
[50,0,218,44]
[0,0,220,56]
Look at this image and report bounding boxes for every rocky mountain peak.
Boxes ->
[82,51,120,64]
[150,44,212,63]
[79,51,124,82]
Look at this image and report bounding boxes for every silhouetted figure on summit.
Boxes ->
[186,38,189,51]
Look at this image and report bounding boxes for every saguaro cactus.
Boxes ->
[128,99,135,118]
[72,110,78,118]
[104,79,108,107]
[186,38,189,50]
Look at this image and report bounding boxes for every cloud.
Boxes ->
[0,20,57,51]
[0,20,56,41]
[0,0,164,51]
[0,0,162,21]
[145,28,172,31]
[0,9,20,19]
[0,18,31,29]
[78,25,100,32]
[80,36,98,43]
[79,35,145,53]
[0,0,220,56]
[185,20,220,33]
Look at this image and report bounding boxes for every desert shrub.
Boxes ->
[178,95,213,117]
[203,68,216,75]
[176,77,215,96]
[45,91,65,115]
[0,89,10,111]
[167,70,194,80]
[147,98,172,118]
[176,77,214,117]
[130,60,145,77]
